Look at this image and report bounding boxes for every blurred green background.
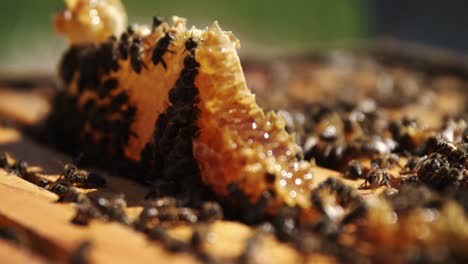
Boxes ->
[0,0,369,71]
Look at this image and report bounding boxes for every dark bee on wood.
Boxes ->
[152,16,164,32]
[177,207,198,223]
[92,195,130,225]
[130,37,146,74]
[11,160,28,177]
[70,240,93,264]
[135,204,160,232]
[44,179,87,203]
[37,178,50,188]
[47,182,71,196]
[58,187,89,204]
[60,163,106,188]
[72,202,103,226]
[152,32,175,69]
[157,205,179,222]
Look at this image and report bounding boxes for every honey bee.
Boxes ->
[177,207,198,223]
[37,178,50,188]
[118,32,130,60]
[344,160,365,179]
[312,177,367,225]
[135,204,160,232]
[370,153,401,169]
[183,37,198,55]
[11,160,28,178]
[98,36,119,74]
[152,16,164,32]
[130,37,147,74]
[92,195,130,225]
[359,169,391,189]
[399,174,419,186]
[152,32,175,69]
[436,140,465,162]
[97,78,119,98]
[58,186,89,204]
[72,202,103,226]
[59,163,106,188]
[47,181,71,195]
[199,201,223,222]
[0,152,7,168]
[401,155,425,174]
[112,91,130,107]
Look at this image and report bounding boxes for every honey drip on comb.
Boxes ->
[194,23,316,208]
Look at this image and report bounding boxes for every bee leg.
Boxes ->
[358,180,368,189]
[142,61,148,70]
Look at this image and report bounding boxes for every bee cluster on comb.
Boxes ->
[28,0,468,262]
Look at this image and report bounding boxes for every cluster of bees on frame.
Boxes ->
[48,15,191,164]
[6,66,468,263]
[2,11,468,262]
[280,100,468,192]
[3,111,468,262]
[139,22,204,204]
[274,94,468,261]
[0,151,233,263]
